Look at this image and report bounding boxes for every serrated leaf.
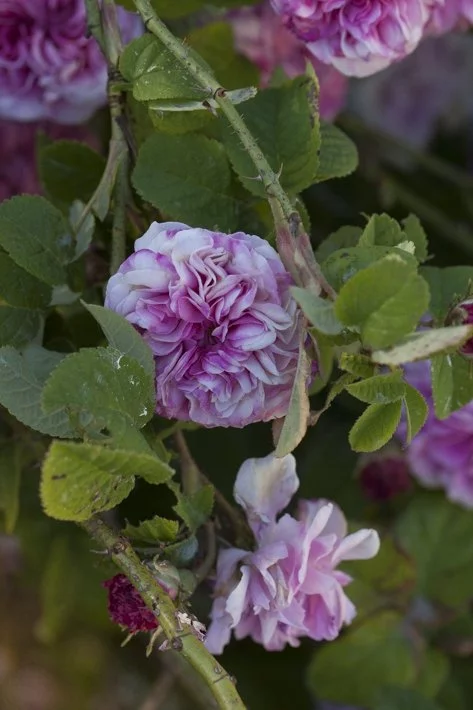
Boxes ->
[221,76,320,197]
[315,122,358,182]
[323,245,417,292]
[0,306,42,347]
[421,266,473,320]
[339,353,376,378]
[315,225,363,263]
[335,255,430,349]
[0,442,21,533]
[0,196,73,285]
[372,326,473,365]
[291,287,343,335]
[41,441,141,521]
[173,485,214,533]
[42,347,154,434]
[132,133,242,231]
[0,253,51,308]
[396,493,473,606]
[82,303,154,380]
[0,346,72,437]
[403,383,429,442]
[349,401,403,453]
[124,515,179,544]
[274,338,310,457]
[402,214,429,262]
[307,612,416,707]
[120,34,208,103]
[38,140,105,204]
[346,372,406,405]
[358,213,403,249]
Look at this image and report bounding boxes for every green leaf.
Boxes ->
[315,225,363,262]
[42,347,154,434]
[335,254,430,348]
[0,442,21,533]
[339,352,376,378]
[358,214,403,248]
[315,122,358,182]
[291,287,343,335]
[307,612,416,707]
[120,34,208,103]
[402,214,429,263]
[41,441,143,521]
[82,303,154,381]
[0,253,51,308]
[346,372,406,405]
[0,346,72,437]
[404,383,429,442]
[0,196,73,285]
[396,493,473,606]
[372,326,473,365]
[274,339,310,457]
[123,515,179,544]
[323,245,418,292]
[431,354,473,419]
[38,140,105,204]
[375,688,442,710]
[221,76,320,197]
[132,133,242,231]
[35,537,77,643]
[415,648,450,700]
[349,401,403,453]
[173,485,214,533]
[421,266,473,320]
[0,306,42,347]
[188,23,258,89]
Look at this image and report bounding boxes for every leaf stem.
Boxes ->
[81,516,246,710]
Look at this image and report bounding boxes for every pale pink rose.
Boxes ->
[105,222,302,428]
[0,0,141,124]
[426,0,473,33]
[230,2,347,119]
[205,453,380,653]
[270,0,433,78]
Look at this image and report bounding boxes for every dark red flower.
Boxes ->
[103,574,158,633]
[359,456,411,502]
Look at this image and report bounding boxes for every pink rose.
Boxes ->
[105,222,302,428]
[205,453,380,653]
[0,0,141,124]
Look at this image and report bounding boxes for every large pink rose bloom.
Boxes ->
[0,0,141,124]
[230,2,347,120]
[205,453,380,653]
[399,361,473,508]
[270,0,432,77]
[105,222,301,428]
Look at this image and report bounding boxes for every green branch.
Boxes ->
[82,516,246,710]
[131,0,333,297]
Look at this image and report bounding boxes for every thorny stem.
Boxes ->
[131,0,333,297]
[81,516,246,710]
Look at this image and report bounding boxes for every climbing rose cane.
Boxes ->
[230,2,347,120]
[0,0,141,124]
[205,453,380,653]
[105,222,302,428]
